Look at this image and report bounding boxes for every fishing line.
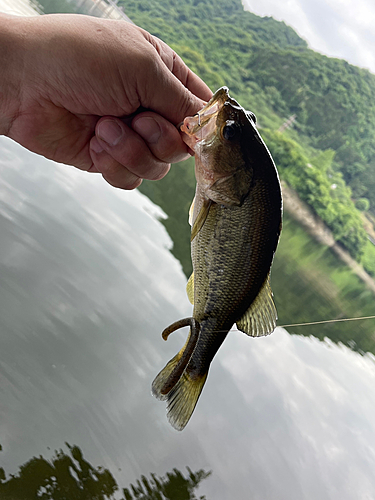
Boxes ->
[278,315,375,328]
[185,100,375,333]
[200,315,375,335]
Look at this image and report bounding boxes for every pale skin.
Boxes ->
[0,13,212,189]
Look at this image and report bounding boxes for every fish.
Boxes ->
[152,87,282,430]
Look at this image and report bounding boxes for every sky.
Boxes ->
[242,0,375,75]
[2,0,374,74]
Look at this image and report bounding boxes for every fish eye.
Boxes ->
[247,111,257,124]
[222,121,239,141]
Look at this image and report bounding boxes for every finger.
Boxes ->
[168,51,212,101]
[87,162,99,173]
[132,112,191,164]
[141,64,206,126]
[90,136,142,190]
[137,31,212,125]
[94,117,170,181]
[155,37,212,101]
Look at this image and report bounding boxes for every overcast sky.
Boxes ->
[242,0,375,75]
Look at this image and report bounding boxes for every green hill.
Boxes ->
[37,0,375,273]
[118,0,375,273]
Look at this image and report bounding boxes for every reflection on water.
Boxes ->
[0,0,38,15]
[123,467,211,500]
[1,134,375,499]
[0,443,210,500]
[139,160,375,356]
[0,443,118,499]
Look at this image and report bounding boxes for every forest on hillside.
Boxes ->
[120,0,375,212]
[116,0,375,275]
[37,0,375,276]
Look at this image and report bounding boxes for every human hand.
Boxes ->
[0,13,212,189]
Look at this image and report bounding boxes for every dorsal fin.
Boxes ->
[236,275,277,337]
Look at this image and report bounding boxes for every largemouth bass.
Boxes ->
[152,87,282,430]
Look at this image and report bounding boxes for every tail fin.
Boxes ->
[165,371,208,430]
[152,317,206,430]
[153,318,200,398]
[152,366,207,431]
[152,353,182,401]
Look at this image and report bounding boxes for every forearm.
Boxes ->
[0,14,26,136]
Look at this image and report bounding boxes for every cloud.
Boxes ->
[242,0,375,73]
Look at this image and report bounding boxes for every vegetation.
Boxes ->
[261,130,368,259]
[273,214,375,355]
[120,0,375,214]
[139,156,196,276]
[36,0,81,14]
[114,0,375,273]
[37,0,375,272]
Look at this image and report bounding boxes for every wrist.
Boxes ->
[0,14,26,136]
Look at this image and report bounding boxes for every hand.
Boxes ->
[0,13,212,189]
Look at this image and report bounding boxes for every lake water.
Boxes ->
[1,2,375,499]
[0,0,38,15]
[1,136,375,499]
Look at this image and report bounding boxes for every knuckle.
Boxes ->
[181,91,199,117]
[93,149,142,190]
[147,163,170,181]
[103,171,142,190]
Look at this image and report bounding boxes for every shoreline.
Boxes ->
[281,181,375,293]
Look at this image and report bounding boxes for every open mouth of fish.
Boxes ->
[180,87,230,150]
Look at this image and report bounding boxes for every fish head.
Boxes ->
[181,87,258,206]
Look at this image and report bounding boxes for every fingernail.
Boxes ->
[133,117,161,144]
[97,119,123,146]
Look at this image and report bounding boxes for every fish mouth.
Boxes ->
[180,87,230,150]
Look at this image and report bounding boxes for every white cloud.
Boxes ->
[242,0,375,74]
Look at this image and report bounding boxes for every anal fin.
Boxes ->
[186,272,194,305]
[236,275,277,337]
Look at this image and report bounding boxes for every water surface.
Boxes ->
[1,136,375,499]
[1,2,375,496]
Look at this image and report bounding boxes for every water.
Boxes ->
[1,136,375,499]
[0,0,38,15]
[1,2,375,497]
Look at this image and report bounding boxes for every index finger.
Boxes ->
[139,30,212,124]
[145,31,212,101]
[166,47,213,102]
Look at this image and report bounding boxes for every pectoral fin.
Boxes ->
[186,272,194,305]
[188,196,195,226]
[190,199,212,241]
[236,275,277,337]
